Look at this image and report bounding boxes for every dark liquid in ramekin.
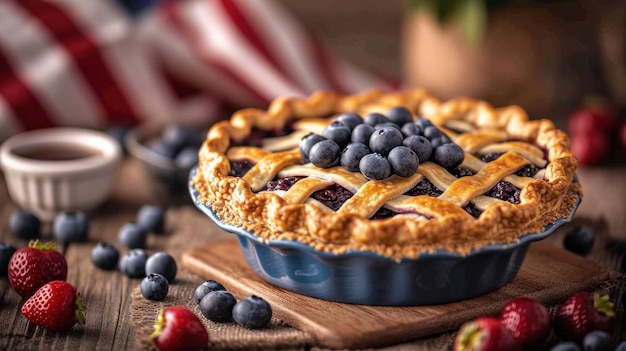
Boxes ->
[14,144,102,161]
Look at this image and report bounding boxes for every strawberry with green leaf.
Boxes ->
[151,306,209,351]
[8,240,68,298]
[553,291,615,342]
[454,316,520,351]
[21,280,86,331]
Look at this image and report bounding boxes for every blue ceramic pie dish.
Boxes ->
[189,167,581,306]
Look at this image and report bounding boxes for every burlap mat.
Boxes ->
[130,266,465,351]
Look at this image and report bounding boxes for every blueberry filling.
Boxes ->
[486,181,521,204]
[449,167,474,178]
[516,164,540,177]
[311,184,353,211]
[230,160,255,177]
[464,202,482,218]
[264,177,303,191]
[404,179,443,197]
[481,152,502,162]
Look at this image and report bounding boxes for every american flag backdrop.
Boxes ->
[0,0,398,142]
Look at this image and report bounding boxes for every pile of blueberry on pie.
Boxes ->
[192,89,581,260]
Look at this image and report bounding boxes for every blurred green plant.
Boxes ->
[404,0,564,45]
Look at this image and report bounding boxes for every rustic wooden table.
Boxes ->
[1,156,625,350]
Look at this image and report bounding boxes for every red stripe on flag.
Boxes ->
[161,64,204,100]
[309,37,345,93]
[17,1,139,125]
[0,49,56,130]
[217,0,301,92]
[161,1,269,106]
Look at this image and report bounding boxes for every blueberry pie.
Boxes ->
[192,90,581,259]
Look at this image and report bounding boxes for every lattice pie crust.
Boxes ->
[192,89,581,259]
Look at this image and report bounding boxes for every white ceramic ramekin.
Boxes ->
[0,128,122,221]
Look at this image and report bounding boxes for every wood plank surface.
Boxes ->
[0,159,231,351]
[182,239,609,349]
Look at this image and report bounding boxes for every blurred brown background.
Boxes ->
[280,0,626,132]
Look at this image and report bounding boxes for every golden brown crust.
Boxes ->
[193,89,580,260]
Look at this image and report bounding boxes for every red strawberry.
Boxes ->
[499,297,551,348]
[570,129,610,166]
[620,121,626,157]
[567,97,618,136]
[151,306,209,351]
[21,280,86,331]
[553,291,615,342]
[8,240,68,298]
[567,97,618,166]
[454,317,520,351]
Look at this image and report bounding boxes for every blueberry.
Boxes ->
[118,223,148,249]
[161,123,196,153]
[53,211,89,243]
[147,139,178,159]
[351,124,375,145]
[9,210,41,240]
[322,121,352,148]
[336,113,363,130]
[140,273,169,301]
[386,106,413,126]
[403,135,433,163]
[91,242,120,270]
[582,330,612,351]
[401,122,419,137]
[299,133,326,163]
[388,146,419,177]
[136,205,165,234]
[0,243,17,276]
[424,125,443,140]
[120,249,148,278]
[309,139,341,168]
[194,280,227,304]
[340,143,371,172]
[550,342,582,351]
[430,135,452,149]
[563,226,594,256]
[199,290,237,323]
[232,295,272,329]
[174,145,199,170]
[106,124,130,154]
[432,143,465,169]
[369,127,403,156]
[364,112,389,126]
[615,341,626,351]
[414,117,433,130]
[145,251,177,283]
[374,122,402,132]
[359,153,391,180]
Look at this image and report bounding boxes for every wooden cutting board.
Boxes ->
[182,240,608,349]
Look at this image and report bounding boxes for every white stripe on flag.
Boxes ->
[143,13,262,108]
[240,0,334,93]
[0,2,105,128]
[56,0,171,125]
[184,0,307,100]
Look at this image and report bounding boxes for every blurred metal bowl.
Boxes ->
[126,123,201,206]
